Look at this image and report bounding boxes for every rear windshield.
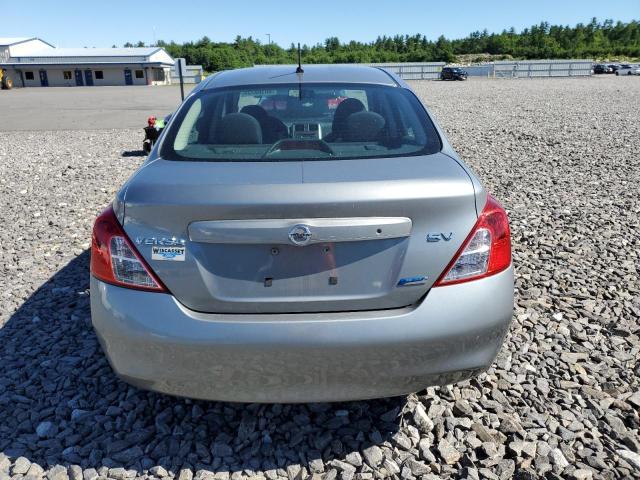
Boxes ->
[160,82,441,161]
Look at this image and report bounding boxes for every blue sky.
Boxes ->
[4,0,639,48]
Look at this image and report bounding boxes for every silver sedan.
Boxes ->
[90,65,514,402]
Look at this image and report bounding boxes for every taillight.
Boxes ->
[91,206,167,292]
[434,195,511,286]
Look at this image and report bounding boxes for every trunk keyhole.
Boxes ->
[271,247,279,256]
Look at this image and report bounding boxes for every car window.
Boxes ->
[161,82,441,162]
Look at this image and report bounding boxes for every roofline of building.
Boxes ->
[5,46,171,60]
[1,62,174,68]
[8,54,166,60]
[0,37,56,48]
[2,39,175,65]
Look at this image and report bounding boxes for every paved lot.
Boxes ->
[0,76,638,480]
[0,85,194,131]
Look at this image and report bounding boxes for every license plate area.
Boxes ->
[191,238,408,303]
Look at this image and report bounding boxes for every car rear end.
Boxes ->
[90,68,513,402]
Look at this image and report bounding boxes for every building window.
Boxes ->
[63,71,72,80]
[25,71,34,80]
[95,70,104,80]
[135,70,144,79]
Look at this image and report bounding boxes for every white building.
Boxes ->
[0,37,55,61]
[0,37,175,87]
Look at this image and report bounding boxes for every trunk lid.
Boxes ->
[122,154,477,313]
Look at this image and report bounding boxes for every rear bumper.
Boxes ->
[90,266,514,402]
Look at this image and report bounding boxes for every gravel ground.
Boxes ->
[0,76,639,480]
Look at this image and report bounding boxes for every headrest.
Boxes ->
[240,105,269,122]
[344,111,386,142]
[217,113,262,144]
[332,98,365,131]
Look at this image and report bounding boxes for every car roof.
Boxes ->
[201,65,399,90]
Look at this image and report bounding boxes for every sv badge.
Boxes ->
[426,232,454,242]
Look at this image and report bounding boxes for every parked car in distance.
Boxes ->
[440,67,468,80]
[593,64,612,74]
[90,65,514,403]
[616,64,640,75]
[608,64,620,74]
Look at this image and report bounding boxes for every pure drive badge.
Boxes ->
[152,246,186,261]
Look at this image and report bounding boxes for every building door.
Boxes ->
[39,70,48,87]
[124,69,133,85]
[75,70,84,86]
[84,70,94,86]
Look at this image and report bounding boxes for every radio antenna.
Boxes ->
[296,43,304,74]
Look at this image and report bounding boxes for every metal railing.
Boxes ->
[370,61,593,79]
[365,62,446,80]
[493,60,593,78]
[170,64,204,84]
[254,60,594,80]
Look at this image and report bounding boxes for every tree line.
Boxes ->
[120,18,639,73]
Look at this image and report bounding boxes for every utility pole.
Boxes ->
[176,58,186,101]
[266,33,271,45]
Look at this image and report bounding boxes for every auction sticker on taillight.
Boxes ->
[151,246,186,261]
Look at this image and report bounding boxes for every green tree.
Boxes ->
[125,18,640,72]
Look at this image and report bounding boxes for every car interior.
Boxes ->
[166,83,440,160]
